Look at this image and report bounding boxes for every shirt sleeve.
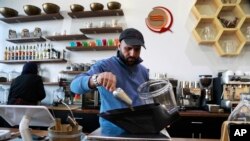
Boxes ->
[70,61,104,94]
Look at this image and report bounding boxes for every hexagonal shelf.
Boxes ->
[192,0,249,56]
[240,17,250,44]
[239,0,250,15]
[193,18,222,44]
[221,0,239,5]
[192,0,221,19]
[217,5,245,29]
[215,30,246,56]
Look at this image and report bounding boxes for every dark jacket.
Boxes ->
[7,74,46,105]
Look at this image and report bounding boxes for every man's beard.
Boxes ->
[118,51,139,66]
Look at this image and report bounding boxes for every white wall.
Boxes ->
[1,0,250,83]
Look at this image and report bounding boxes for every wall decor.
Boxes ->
[145,6,173,33]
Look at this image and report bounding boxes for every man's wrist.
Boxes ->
[92,74,100,87]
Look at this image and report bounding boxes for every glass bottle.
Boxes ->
[0,86,4,104]
[202,26,213,40]
[246,26,250,39]
[4,46,8,60]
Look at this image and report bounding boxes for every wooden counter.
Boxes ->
[179,110,229,118]
[86,128,219,141]
[47,105,230,117]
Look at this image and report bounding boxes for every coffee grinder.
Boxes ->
[199,75,213,109]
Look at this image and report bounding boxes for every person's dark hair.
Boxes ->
[21,62,38,75]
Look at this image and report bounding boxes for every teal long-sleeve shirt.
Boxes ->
[70,56,149,131]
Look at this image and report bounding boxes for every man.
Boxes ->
[70,28,149,132]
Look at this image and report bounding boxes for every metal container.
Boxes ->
[70,4,84,12]
[23,5,41,16]
[90,3,104,11]
[107,1,121,10]
[0,7,18,17]
[42,3,60,14]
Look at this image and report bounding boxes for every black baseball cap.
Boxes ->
[119,28,146,49]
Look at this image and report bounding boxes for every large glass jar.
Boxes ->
[137,79,177,112]
[228,93,250,121]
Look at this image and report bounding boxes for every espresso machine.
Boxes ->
[176,80,201,110]
[220,71,250,112]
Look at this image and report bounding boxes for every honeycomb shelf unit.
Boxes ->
[192,0,250,57]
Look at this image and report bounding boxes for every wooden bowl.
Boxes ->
[70,4,84,12]
[0,7,18,17]
[23,5,41,16]
[42,3,60,14]
[107,1,121,10]
[90,3,104,11]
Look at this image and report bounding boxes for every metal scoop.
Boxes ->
[113,88,134,111]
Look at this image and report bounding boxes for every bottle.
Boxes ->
[11,46,15,60]
[43,43,47,59]
[36,44,39,60]
[47,43,51,59]
[25,45,29,60]
[4,46,8,60]
[73,94,82,104]
[7,46,11,60]
[39,43,43,60]
[22,45,26,60]
[15,46,19,60]
[32,46,36,60]
[19,45,23,60]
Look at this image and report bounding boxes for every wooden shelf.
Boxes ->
[46,34,89,41]
[192,18,222,44]
[66,46,117,51]
[0,59,67,64]
[60,71,84,74]
[6,37,46,43]
[0,13,64,24]
[80,27,123,34]
[68,9,124,18]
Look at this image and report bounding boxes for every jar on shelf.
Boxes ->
[0,70,8,82]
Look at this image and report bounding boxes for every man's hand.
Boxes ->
[90,72,116,92]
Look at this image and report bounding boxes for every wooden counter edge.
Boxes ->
[46,105,229,117]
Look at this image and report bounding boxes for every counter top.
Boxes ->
[0,127,219,141]
[179,110,229,117]
[47,105,230,117]
[47,104,80,111]
[86,128,219,141]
